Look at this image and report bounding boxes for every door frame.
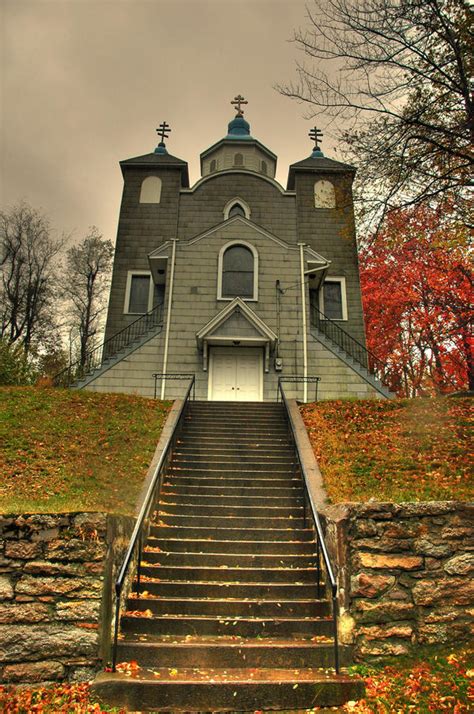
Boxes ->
[207,346,264,401]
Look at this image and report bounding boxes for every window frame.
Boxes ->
[223,197,251,220]
[319,276,348,321]
[139,176,162,204]
[217,240,258,302]
[314,179,336,209]
[124,270,155,315]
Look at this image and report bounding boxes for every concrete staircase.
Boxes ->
[93,401,363,711]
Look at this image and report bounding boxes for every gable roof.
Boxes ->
[196,298,278,350]
[287,155,356,189]
[120,152,190,186]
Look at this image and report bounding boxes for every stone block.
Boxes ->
[45,539,106,562]
[2,660,64,683]
[0,576,13,600]
[358,624,413,640]
[412,578,474,606]
[357,640,410,657]
[4,541,41,560]
[0,625,99,662]
[444,553,474,575]
[23,560,82,576]
[354,600,415,623]
[0,602,50,624]
[15,576,102,598]
[414,539,453,558]
[55,600,100,621]
[358,553,423,571]
[350,572,395,599]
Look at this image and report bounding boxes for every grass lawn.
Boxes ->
[0,645,471,712]
[301,397,473,503]
[0,387,171,515]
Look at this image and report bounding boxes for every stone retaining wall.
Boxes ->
[322,502,474,658]
[0,512,134,684]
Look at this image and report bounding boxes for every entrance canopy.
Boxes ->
[196,298,278,372]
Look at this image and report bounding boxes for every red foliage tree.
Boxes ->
[360,206,472,396]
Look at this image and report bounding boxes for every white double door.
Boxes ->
[209,347,263,401]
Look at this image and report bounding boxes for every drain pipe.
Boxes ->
[298,243,308,403]
[161,238,177,399]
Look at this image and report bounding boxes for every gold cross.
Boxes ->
[309,127,323,150]
[231,94,248,116]
[156,122,171,143]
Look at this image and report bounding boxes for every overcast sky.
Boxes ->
[1,0,334,245]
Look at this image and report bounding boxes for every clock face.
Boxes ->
[314,180,336,208]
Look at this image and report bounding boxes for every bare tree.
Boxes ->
[0,202,64,355]
[280,0,473,231]
[62,228,114,368]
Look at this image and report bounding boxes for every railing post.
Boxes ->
[316,537,321,599]
[332,590,340,674]
[135,534,142,595]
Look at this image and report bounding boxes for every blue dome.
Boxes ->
[226,115,252,140]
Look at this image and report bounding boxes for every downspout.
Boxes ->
[161,238,177,399]
[299,243,308,403]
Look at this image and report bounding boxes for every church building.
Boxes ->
[82,96,390,401]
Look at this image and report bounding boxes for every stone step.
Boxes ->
[173,451,295,462]
[176,435,292,447]
[161,484,303,498]
[155,513,306,529]
[156,502,304,517]
[125,596,329,618]
[184,414,287,424]
[134,580,322,600]
[141,550,316,569]
[149,524,314,541]
[168,466,295,479]
[159,492,303,507]
[180,426,289,437]
[145,537,316,555]
[139,564,319,583]
[115,637,347,669]
[172,458,295,471]
[174,445,293,457]
[92,667,363,711]
[163,475,300,488]
[120,613,333,638]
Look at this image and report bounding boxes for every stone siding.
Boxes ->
[0,512,134,684]
[322,502,474,659]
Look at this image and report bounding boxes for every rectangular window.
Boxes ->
[124,271,154,314]
[320,277,347,320]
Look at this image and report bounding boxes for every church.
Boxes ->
[81,96,390,401]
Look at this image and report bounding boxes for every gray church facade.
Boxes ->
[83,100,390,401]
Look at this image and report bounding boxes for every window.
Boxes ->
[228,203,246,218]
[210,159,217,173]
[218,242,258,300]
[261,160,267,175]
[234,153,244,166]
[223,198,251,220]
[314,179,336,209]
[124,271,154,314]
[319,277,347,320]
[139,176,162,204]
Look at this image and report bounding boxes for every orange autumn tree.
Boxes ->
[359,205,472,396]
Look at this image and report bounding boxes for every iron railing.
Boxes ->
[111,375,195,671]
[54,303,164,388]
[278,381,340,673]
[310,304,389,385]
[276,375,321,403]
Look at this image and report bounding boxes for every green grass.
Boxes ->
[301,397,473,502]
[0,387,171,514]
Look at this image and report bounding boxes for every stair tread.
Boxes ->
[103,666,351,682]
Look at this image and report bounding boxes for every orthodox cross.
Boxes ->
[231,94,248,116]
[309,127,323,151]
[156,122,171,143]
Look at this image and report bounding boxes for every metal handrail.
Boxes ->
[276,376,321,403]
[111,375,195,670]
[310,304,388,383]
[278,381,340,673]
[53,302,164,388]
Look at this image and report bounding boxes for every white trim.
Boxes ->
[217,240,259,301]
[223,197,251,220]
[180,169,294,196]
[319,276,348,321]
[123,270,154,314]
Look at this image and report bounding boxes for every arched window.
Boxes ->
[261,160,267,175]
[234,153,244,166]
[228,203,246,218]
[314,179,336,208]
[218,243,258,300]
[209,159,217,173]
[139,176,162,204]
